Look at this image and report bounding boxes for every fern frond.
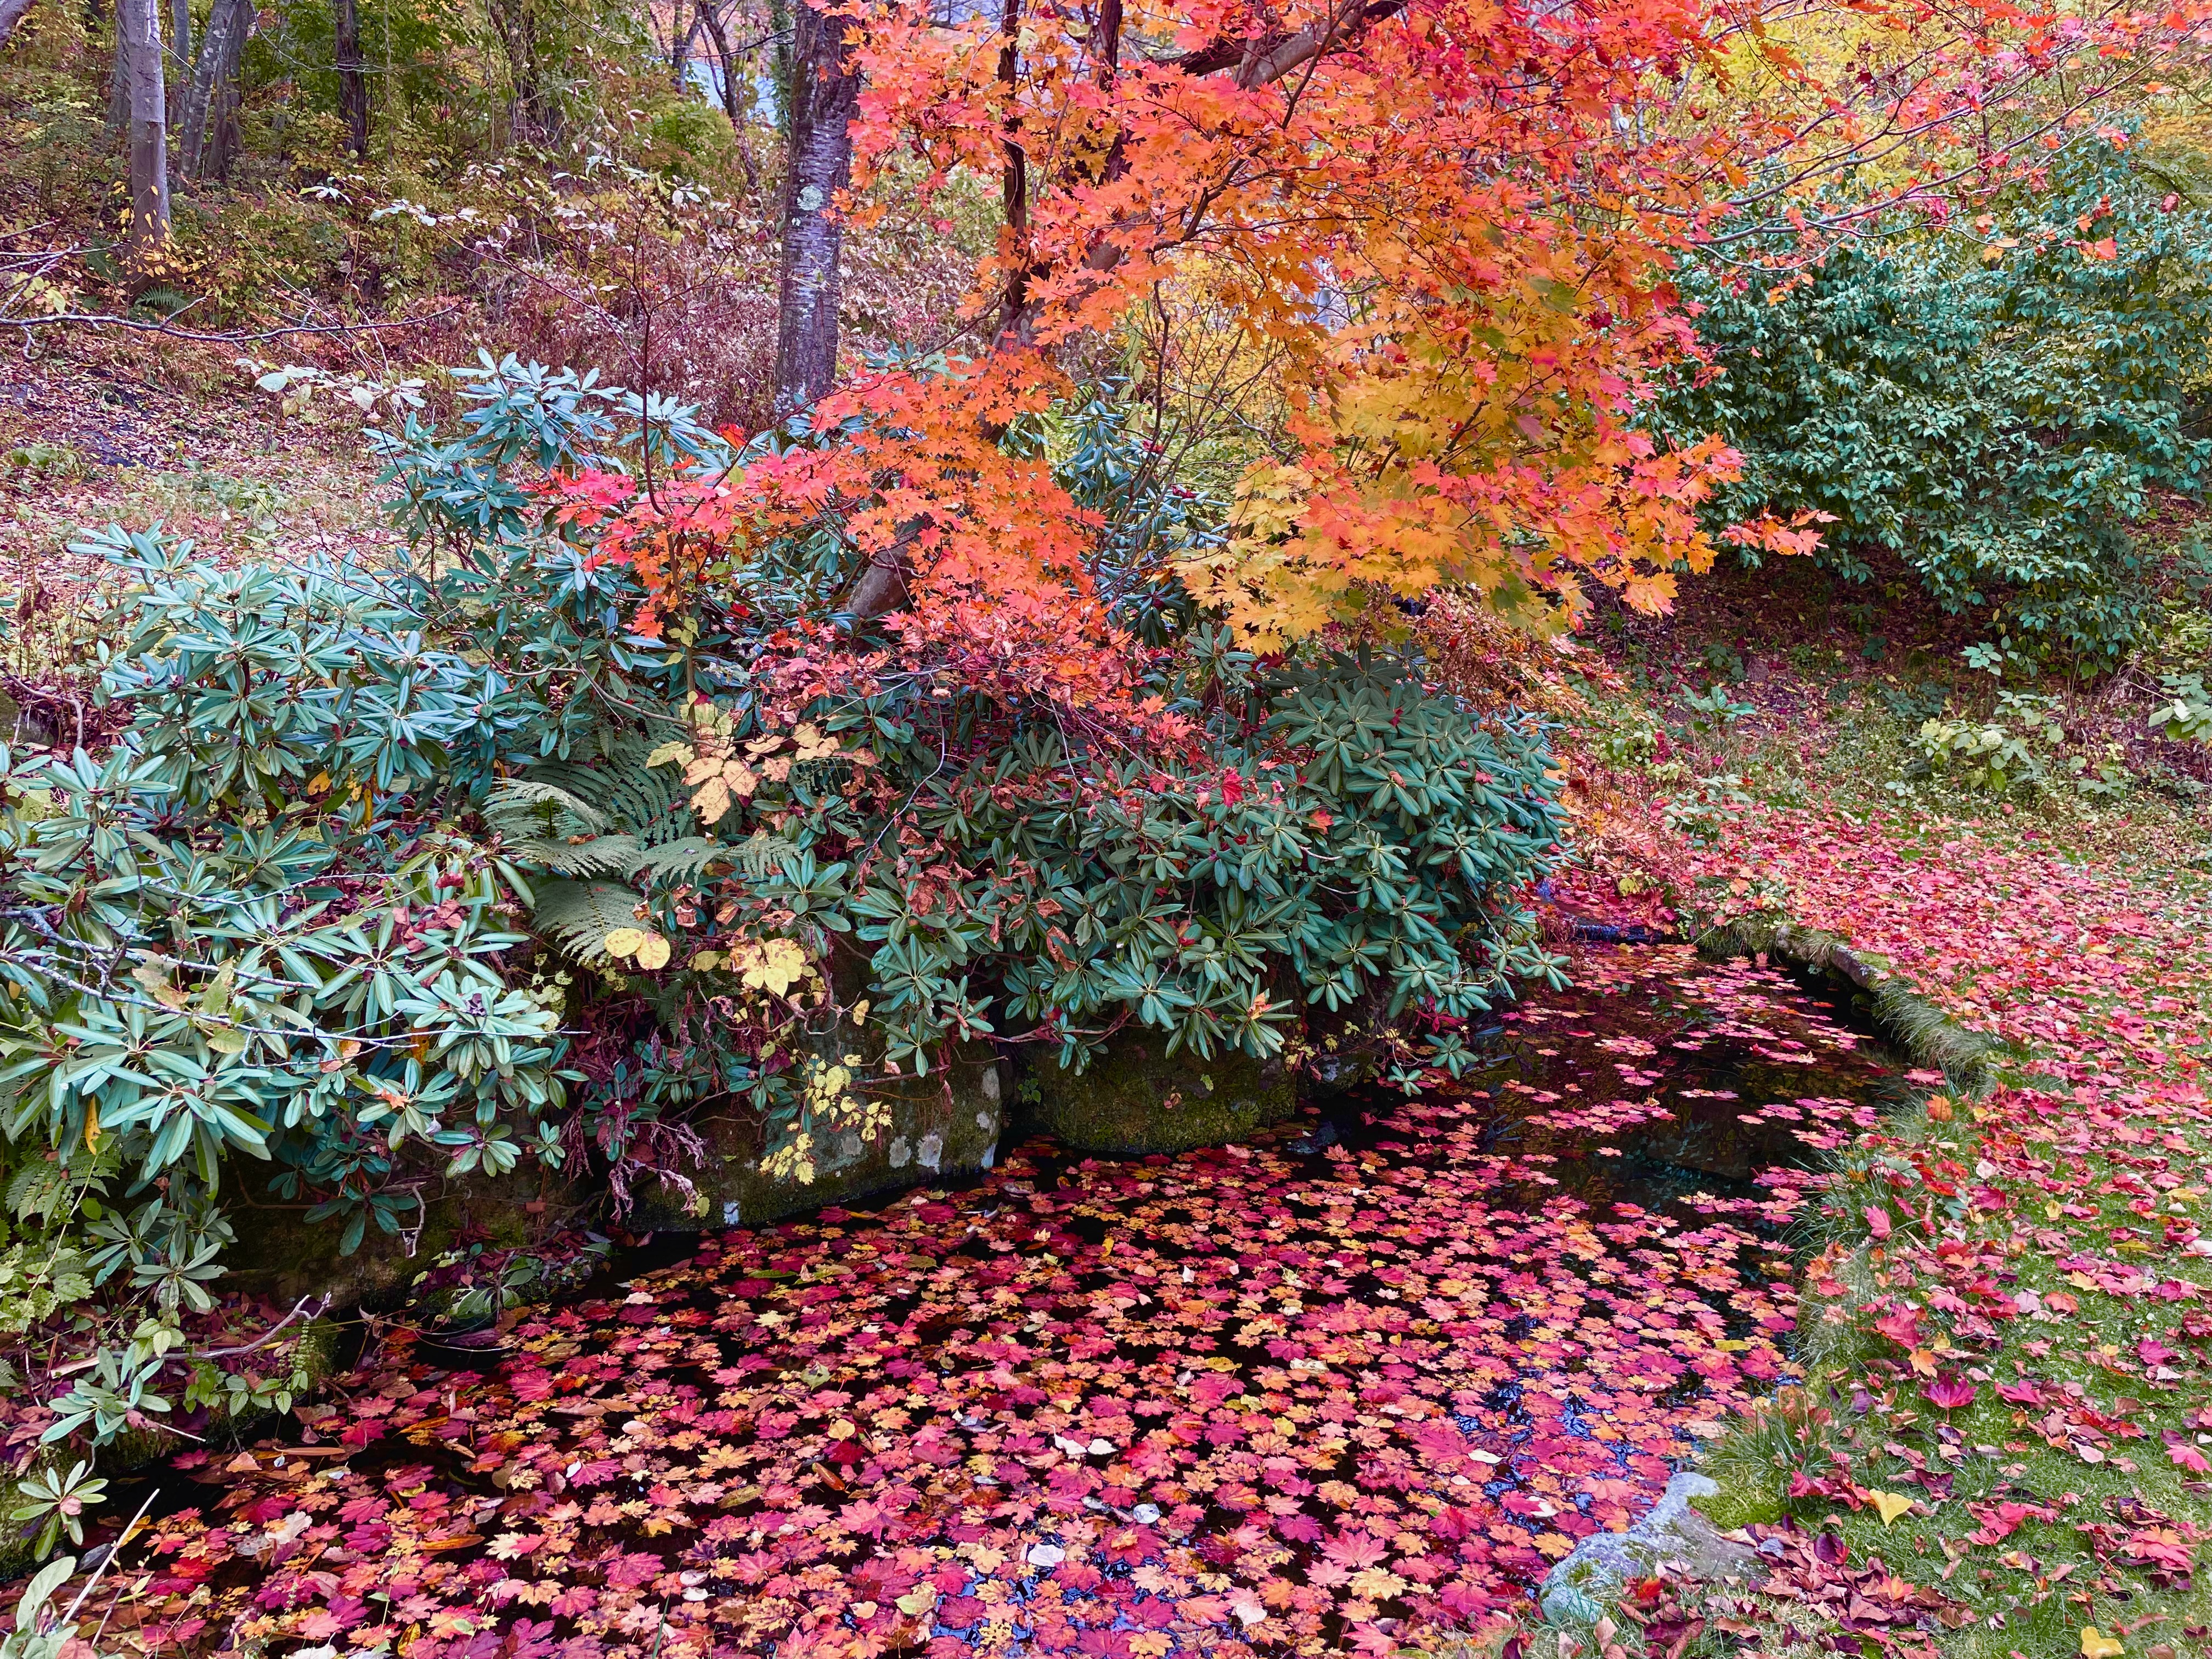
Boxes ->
[636,837,727,880]
[510,833,648,878]
[528,736,695,847]
[530,878,648,966]
[731,831,805,878]
[486,778,610,840]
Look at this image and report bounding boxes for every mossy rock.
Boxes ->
[1029,1034,1297,1156]
[222,1165,580,1313]
[631,1045,1008,1232]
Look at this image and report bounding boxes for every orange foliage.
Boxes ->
[583,0,2211,680]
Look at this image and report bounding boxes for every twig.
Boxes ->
[193,1294,331,1359]
[0,305,462,344]
[63,1485,159,1623]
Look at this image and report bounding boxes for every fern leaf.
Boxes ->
[635,837,727,879]
[530,878,649,966]
[486,778,610,839]
[509,834,648,877]
[728,831,802,878]
[526,737,696,847]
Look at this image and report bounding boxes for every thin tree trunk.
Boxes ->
[181,0,250,178]
[766,0,791,137]
[994,0,1028,349]
[165,0,189,121]
[771,0,858,419]
[120,0,168,257]
[489,0,552,144]
[671,9,690,92]
[108,11,128,127]
[0,0,37,50]
[335,0,368,155]
[693,0,744,128]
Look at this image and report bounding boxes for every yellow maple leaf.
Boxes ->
[1868,1491,1914,1526]
[2081,1629,2123,1659]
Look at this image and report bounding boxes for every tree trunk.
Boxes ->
[489,0,553,144]
[994,0,1028,348]
[0,0,38,50]
[770,0,859,419]
[108,9,127,127]
[334,0,368,155]
[181,0,250,178]
[671,7,693,92]
[120,0,168,257]
[697,0,753,129]
[766,0,791,145]
[165,0,189,121]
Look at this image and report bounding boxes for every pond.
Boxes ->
[70,945,1908,1659]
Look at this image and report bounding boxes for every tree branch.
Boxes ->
[1154,0,1408,83]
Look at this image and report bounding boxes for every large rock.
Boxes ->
[223,1165,578,1312]
[1539,1472,1763,1622]
[633,1045,1008,1231]
[1029,1032,1297,1155]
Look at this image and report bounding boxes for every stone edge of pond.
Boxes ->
[1534,907,2027,1635]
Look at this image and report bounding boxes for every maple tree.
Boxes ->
[568,0,2212,681]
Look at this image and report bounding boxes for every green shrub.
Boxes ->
[1911,689,2067,793]
[1654,139,2212,664]
[0,530,574,1248]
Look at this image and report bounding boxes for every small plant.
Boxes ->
[1661,773,1754,845]
[1,1549,126,1659]
[1680,682,1753,735]
[1701,641,1747,682]
[8,1459,105,1557]
[1912,689,2067,794]
[1709,1385,1851,1498]
[2,443,84,484]
[1873,677,1949,724]
[2148,671,2212,743]
[1590,710,1661,768]
[2067,747,2132,799]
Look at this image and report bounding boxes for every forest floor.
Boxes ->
[1541,583,2212,1659]
[3,336,2211,1658]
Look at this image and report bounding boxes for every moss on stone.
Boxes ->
[1694,913,2011,1093]
[223,1166,577,1313]
[1029,1035,1297,1155]
[631,1045,1009,1232]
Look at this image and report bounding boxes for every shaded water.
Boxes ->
[71,946,1904,1658]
